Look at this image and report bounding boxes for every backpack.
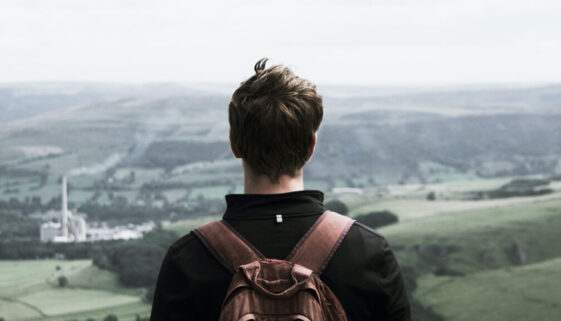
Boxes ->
[193,210,355,321]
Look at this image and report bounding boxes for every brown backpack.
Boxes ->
[193,210,355,321]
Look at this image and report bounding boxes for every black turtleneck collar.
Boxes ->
[223,190,325,220]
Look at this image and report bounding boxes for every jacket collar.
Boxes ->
[223,190,325,220]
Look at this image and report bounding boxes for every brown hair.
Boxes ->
[229,58,323,183]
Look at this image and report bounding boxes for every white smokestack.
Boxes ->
[61,176,68,238]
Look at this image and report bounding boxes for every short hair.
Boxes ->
[229,58,323,183]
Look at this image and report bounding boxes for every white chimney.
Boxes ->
[61,176,68,238]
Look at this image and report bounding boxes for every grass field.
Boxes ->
[161,188,188,203]
[0,299,41,320]
[359,193,561,321]
[68,189,95,204]
[18,288,140,316]
[349,194,561,221]
[164,214,221,236]
[346,179,561,222]
[0,260,149,321]
[415,257,561,321]
[380,197,561,274]
[15,153,80,178]
[188,185,231,200]
[31,301,151,321]
[0,260,90,297]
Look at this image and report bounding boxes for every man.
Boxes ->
[150,59,411,321]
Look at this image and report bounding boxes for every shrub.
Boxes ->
[427,191,436,201]
[324,199,349,215]
[355,210,398,229]
[92,229,177,288]
[57,276,68,287]
[434,265,465,276]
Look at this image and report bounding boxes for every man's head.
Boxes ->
[229,58,323,183]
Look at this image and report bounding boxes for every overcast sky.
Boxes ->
[1,0,560,86]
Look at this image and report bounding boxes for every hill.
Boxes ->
[2,83,561,320]
[415,257,561,321]
[2,83,561,218]
[367,193,561,321]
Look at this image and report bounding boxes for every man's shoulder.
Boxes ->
[167,231,205,259]
[341,220,394,256]
[350,220,388,240]
[164,228,233,281]
[325,220,397,277]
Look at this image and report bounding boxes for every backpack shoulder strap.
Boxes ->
[286,211,355,275]
[193,220,264,273]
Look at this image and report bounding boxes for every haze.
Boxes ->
[1,0,561,85]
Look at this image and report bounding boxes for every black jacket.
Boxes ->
[150,190,411,321]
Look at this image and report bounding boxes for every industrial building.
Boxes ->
[40,176,156,243]
[40,176,87,243]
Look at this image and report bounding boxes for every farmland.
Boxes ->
[372,191,561,321]
[0,260,150,321]
[415,257,561,321]
[1,83,561,320]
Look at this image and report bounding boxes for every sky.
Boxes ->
[1,0,560,86]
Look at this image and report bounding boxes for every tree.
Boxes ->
[324,199,349,215]
[57,276,68,287]
[104,315,118,321]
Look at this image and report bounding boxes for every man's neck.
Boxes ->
[243,163,304,194]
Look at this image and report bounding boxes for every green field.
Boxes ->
[19,288,140,316]
[188,185,232,200]
[113,168,164,187]
[0,260,150,321]
[349,194,561,221]
[415,257,561,321]
[32,301,151,321]
[363,194,561,321]
[164,215,221,236]
[0,260,90,298]
[161,189,188,203]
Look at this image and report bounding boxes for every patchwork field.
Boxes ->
[0,260,150,321]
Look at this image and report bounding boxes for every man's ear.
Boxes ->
[306,132,317,162]
[230,130,242,158]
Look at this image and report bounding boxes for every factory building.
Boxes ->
[40,176,87,243]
